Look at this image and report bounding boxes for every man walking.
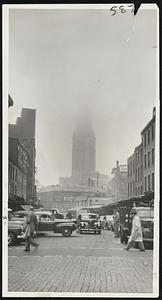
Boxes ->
[113,208,120,237]
[23,207,39,252]
[124,209,145,251]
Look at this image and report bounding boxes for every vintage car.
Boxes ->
[77,213,102,234]
[119,206,154,244]
[105,215,114,230]
[8,209,24,246]
[49,208,64,219]
[35,211,77,237]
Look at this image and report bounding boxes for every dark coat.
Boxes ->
[23,212,37,236]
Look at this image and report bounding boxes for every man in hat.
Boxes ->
[113,208,120,237]
[23,207,39,252]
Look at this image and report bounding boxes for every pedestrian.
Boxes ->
[51,210,55,221]
[113,209,120,237]
[124,209,145,251]
[23,206,39,252]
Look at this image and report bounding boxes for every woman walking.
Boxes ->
[125,209,145,251]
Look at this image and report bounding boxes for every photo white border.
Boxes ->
[3,3,159,298]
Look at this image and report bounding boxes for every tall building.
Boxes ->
[9,138,29,202]
[9,108,36,203]
[71,122,96,186]
[141,107,155,194]
[127,107,155,198]
[128,143,143,197]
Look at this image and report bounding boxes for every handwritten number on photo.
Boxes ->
[128,5,135,13]
[119,6,126,14]
[110,6,118,16]
[110,5,134,16]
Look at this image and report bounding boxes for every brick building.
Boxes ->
[128,143,143,197]
[127,107,155,197]
[9,108,37,204]
[141,107,155,193]
[9,138,29,202]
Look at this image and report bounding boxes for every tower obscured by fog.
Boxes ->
[71,122,96,185]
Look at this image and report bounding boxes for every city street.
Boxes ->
[8,230,153,294]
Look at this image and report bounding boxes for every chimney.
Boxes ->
[116,161,119,169]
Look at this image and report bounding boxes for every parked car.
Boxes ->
[8,209,24,246]
[119,206,154,244]
[35,211,77,237]
[105,215,114,230]
[49,208,64,219]
[77,213,102,234]
[14,210,29,220]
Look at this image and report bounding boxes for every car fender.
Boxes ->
[55,222,76,230]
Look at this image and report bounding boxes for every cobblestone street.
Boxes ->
[8,230,153,294]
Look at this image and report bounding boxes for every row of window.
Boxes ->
[144,173,154,192]
[144,124,154,148]
[144,148,154,170]
[135,148,142,165]
[128,182,143,197]
[9,164,17,181]
[135,166,143,182]
[9,184,17,195]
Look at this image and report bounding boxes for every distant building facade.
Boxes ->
[9,108,36,203]
[127,107,155,197]
[110,161,128,200]
[37,185,109,212]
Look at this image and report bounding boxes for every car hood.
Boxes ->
[140,218,154,222]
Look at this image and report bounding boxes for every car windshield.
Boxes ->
[8,211,15,220]
[81,214,97,220]
[137,209,153,218]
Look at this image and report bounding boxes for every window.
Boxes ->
[15,186,17,195]
[152,124,154,141]
[140,166,142,181]
[148,129,150,145]
[15,169,17,181]
[148,174,150,191]
[148,151,150,168]
[144,154,147,170]
[141,185,143,195]
[138,186,140,196]
[140,148,142,161]
[138,167,140,181]
[152,173,154,191]
[152,148,154,165]
[144,133,146,147]
[144,176,147,192]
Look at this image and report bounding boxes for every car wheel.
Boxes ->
[98,231,101,234]
[8,232,16,246]
[61,227,72,237]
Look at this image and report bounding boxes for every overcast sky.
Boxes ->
[8,6,158,186]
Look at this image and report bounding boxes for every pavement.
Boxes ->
[8,230,153,294]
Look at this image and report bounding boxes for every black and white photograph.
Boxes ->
[3,3,159,297]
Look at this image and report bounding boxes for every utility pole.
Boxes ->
[96,172,99,187]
